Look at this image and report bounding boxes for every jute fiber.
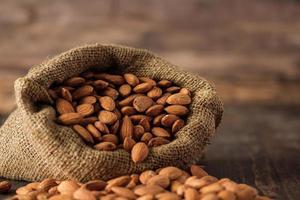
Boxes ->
[0,44,223,182]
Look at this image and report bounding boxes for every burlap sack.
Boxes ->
[0,44,223,182]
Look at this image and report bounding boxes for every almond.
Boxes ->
[93,80,109,89]
[94,121,110,134]
[119,94,141,107]
[190,165,208,178]
[140,132,153,143]
[217,190,236,200]
[100,87,119,100]
[123,137,136,152]
[95,73,125,85]
[184,187,199,200]
[157,80,172,88]
[153,114,165,126]
[82,180,107,191]
[166,93,191,105]
[106,176,131,190]
[56,98,75,115]
[151,127,171,138]
[134,125,145,139]
[0,181,11,193]
[38,178,58,192]
[65,77,85,87]
[73,125,94,144]
[98,110,118,125]
[156,93,171,105]
[161,114,179,127]
[133,82,154,93]
[165,86,181,93]
[179,88,191,96]
[147,87,162,99]
[86,124,101,141]
[139,77,157,86]
[139,118,151,132]
[94,142,116,151]
[120,116,134,141]
[165,105,189,116]
[172,119,185,133]
[121,106,137,116]
[156,192,180,200]
[58,112,83,125]
[200,193,218,200]
[200,183,223,194]
[76,103,94,116]
[82,116,98,126]
[80,96,97,104]
[110,120,120,135]
[158,167,183,180]
[133,96,154,112]
[131,142,149,163]
[147,175,170,189]
[72,85,94,100]
[148,137,170,147]
[111,186,137,199]
[145,105,164,117]
[139,170,157,184]
[73,188,96,200]
[61,88,73,102]
[124,73,140,87]
[99,96,116,111]
[130,115,151,124]
[134,185,164,196]
[119,84,132,97]
[57,181,80,195]
[102,134,119,145]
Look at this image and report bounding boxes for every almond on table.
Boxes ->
[50,72,193,163]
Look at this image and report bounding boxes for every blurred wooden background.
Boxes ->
[0,0,300,199]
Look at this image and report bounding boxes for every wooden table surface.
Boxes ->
[0,0,300,199]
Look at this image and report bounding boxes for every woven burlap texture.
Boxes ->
[0,44,223,182]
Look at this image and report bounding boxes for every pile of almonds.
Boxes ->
[49,72,192,163]
[7,165,271,200]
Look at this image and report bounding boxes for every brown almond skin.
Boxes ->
[124,73,140,87]
[140,132,153,143]
[123,137,136,152]
[0,181,12,193]
[161,114,179,127]
[147,175,170,189]
[153,114,165,126]
[130,115,151,124]
[58,112,83,125]
[131,142,149,163]
[120,116,134,141]
[100,87,119,100]
[98,110,118,125]
[180,88,191,96]
[93,79,109,89]
[102,134,119,145]
[166,93,192,105]
[61,88,73,102]
[99,96,116,111]
[139,77,157,86]
[80,96,97,104]
[110,120,120,135]
[94,121,110,134]
[65,77,85,87]
[147,87,162,99]
[139,118,151,132]
[157,80,172,88]
[165,86,181,93]
[159,167,183,180]
[73,124,95,144]
[95,73,125,85]
[152,127,171,138]
[148,137,170,147]
[111,186,137,199]
[121,106,137,116]
[119,94,141,107]
[94,142,117,151]
[82,180,107,191]
[119,84,132,97]
[145,105,164,117]
[156,93,172,105]
[86,124,102,141]
[190,165,208,178]
[165,105,189,116]
[56,98,75,115]
[172,119,185,133]
[57,180,80,195]
[76,103,94,116]
[72,85,94,100]
[133,82,154,93]
[134,125,145,139]
[133,96,154,112]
